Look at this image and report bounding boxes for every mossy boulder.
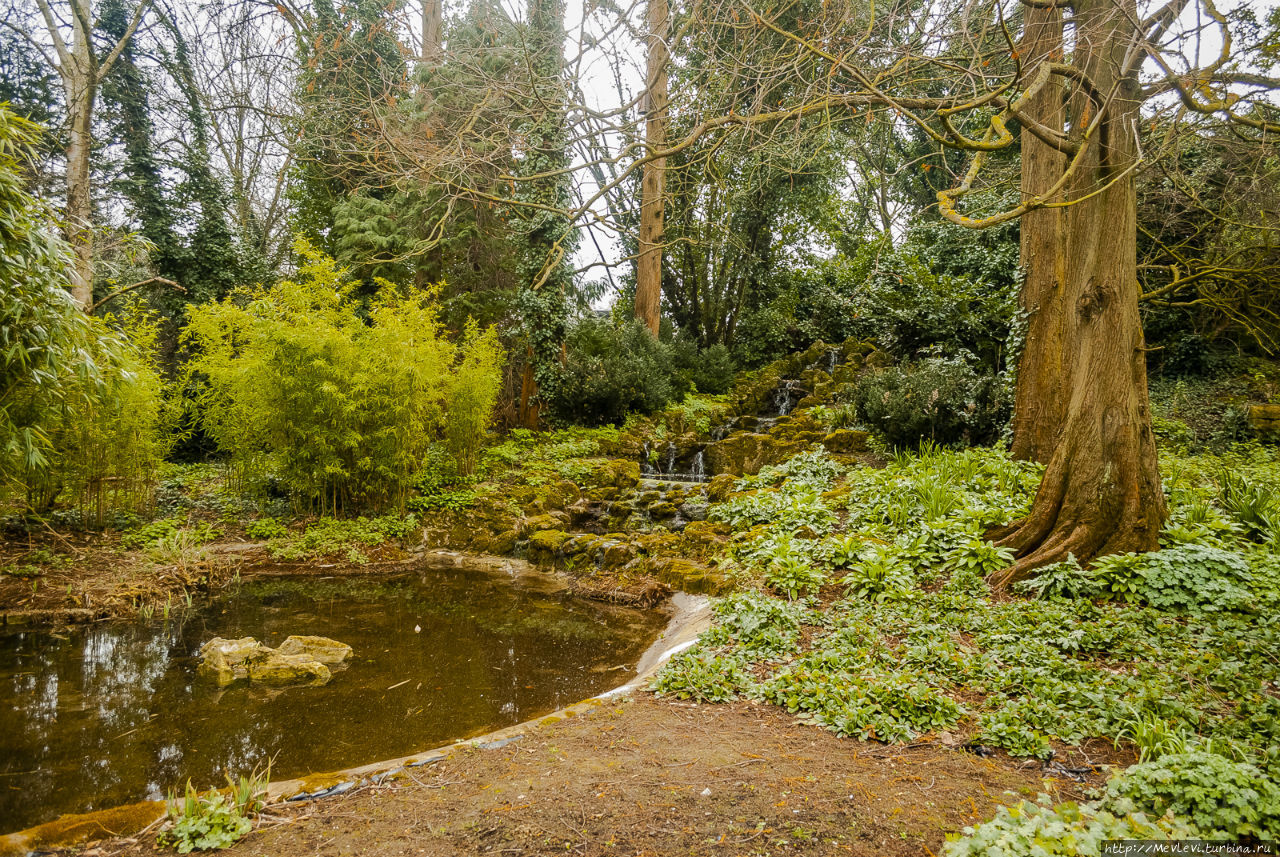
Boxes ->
[198,637,270,686]
[865,349,894,369]
[518,512,569,537]
[247,652,331,686]
[707,473,737,503]
[823,429,869,454]
[527,529,571,560]
[648,502,678,519]
[276,635,352,665]
[679,498,709,521]
[477,530,518,555]
[1249,404,1280,440]
[198,636,348,688]
[600,459,641,489]
[600,540,637,567]
[680,520,731,557]
[649,557,729,594]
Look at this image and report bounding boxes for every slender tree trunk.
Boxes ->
[421,0,442,61]
[65,0,96,309]
[634,0,668,335]
[990,0,1165,587]
[1008,5,1067,463]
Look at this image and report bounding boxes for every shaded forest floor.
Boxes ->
[94,695,1116,857]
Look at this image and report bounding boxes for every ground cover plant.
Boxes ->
[654,441,1280,848]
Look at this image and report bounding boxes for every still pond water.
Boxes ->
[0,564,668,831]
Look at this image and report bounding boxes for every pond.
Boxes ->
[0,562,670,831]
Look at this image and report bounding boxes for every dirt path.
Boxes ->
[96,694,1111,857]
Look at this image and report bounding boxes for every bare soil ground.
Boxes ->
[87,694,1123,857]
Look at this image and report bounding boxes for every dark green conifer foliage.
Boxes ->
[512,0,575,403]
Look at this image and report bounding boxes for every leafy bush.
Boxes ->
[542,318,689,425]
[184,241,502,513]
[841,547,915,601]
[765,551,825,600]
[443,320,505,477]
[731,244,1015,370]
[671,340,736,395]
[944,795,1196,857]
[1099,751,1280,840]
[1014,554,1101,601]
[0,109,173,524]
[852,351,1009,448]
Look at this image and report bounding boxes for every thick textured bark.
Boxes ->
[634,0,668,336]
[1007,6,1067,464]
[990,0,1165,588]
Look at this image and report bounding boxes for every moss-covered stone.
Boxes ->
[865,349,894,369]
[600,540,637,567]
[707,473,737,503]
[528,529,571,556]
[648,502,678,519]
[823,429,869,454]
[481,530,518,555]
[680,520,730,558]
[518,512,569,537]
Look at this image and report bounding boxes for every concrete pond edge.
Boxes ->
[0,589,711,856]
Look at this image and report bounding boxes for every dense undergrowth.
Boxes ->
[652,442,1280,850]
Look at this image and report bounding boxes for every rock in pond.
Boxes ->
[198,635,352,688]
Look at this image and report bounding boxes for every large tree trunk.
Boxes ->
[634,0,668,336]
[1007,5,1067,464]
[990,0,1165,588]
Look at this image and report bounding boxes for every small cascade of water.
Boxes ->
[826,348,839,374]
[641,440,655,475]
[690,450,705,481]
[773,379,801,416]
[665,441,678,473]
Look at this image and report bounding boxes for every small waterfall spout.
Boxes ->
[773,379,801,416]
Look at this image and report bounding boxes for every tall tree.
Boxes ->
[633,0,668,335]
[656,0,1277,581]
[513,0,574,427]
[22,0,153,308]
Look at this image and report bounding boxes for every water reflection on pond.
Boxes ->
[0,564,669,831]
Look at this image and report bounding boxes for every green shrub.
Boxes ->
[444,320,505,476]
[669,339,737,395]
[543,318,688,425]
[1099,751,1280,840]
[852,352,1008,448]
[841,547,915,601]
[183,241,502,513]
[731,245,1015,370]
[0,109,172,524]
